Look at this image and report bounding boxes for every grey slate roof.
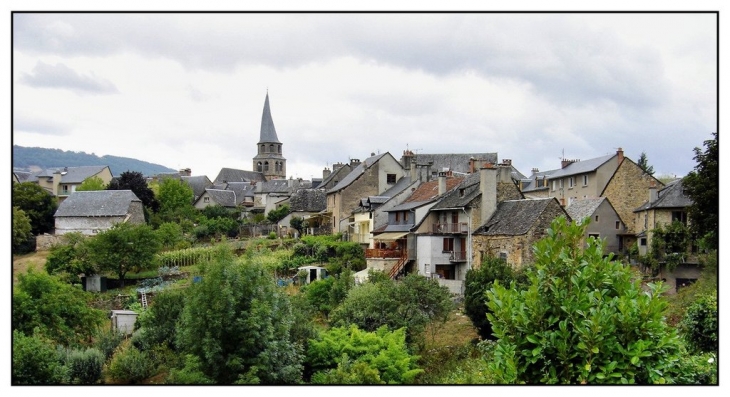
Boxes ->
[547,154,615,179]
[566,197,606,222]
[431,172,481,210]
[320,165,352,188]
[475,198,562,235]
[520,169,558,192]
[258,93,280,144]
[289,189,326,212]
[214,168,266,184]
[55,190,141,217]
[328,153,390,193]
[389,201,431,212]
[411,153,498,174]
[380,176,412,197]
[225,182,255,203]
[13,171,34,183]
[204,189,237,207]
[634,179,693,211]
[181,175,213,200]
[34,165,109,183]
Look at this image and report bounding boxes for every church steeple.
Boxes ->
[253,92,286,180]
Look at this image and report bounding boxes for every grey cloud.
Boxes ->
[13,114,70,136]
[20,61,119,94]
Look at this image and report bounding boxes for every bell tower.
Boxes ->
[253,92,286,180]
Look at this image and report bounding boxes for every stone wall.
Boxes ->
[602,159,662,234]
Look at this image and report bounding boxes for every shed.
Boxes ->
[110,310,139,335]
[298,265,328,284]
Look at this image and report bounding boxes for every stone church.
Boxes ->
[252,92,287,181]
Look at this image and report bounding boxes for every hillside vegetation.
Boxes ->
[13,145,177,177]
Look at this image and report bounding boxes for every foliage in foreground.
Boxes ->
[486,216,684,384]
[175,246,304,384]
[306,325,423,384]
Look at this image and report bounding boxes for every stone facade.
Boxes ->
[602,159,663,234]
[472,199,566,270]
[55,201,145,235]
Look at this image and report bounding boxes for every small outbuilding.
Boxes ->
[109,310,138,335]
[298,265,328,284]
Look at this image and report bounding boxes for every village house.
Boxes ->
[565,197,626,255]
[633,178,699,293]
[28,165,114,203]
[318,161,356,191]
[54,190,145,235]
[278,188,327,237]
[325,152,406,233]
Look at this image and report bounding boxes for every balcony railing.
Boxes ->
[449,251,467,262]
[432,222,468,234]
[366,248,405,259]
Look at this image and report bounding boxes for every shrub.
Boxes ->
[93,328,126,361]
[12,330,68,385]
[64,347,105,384]
[680,292,718,353]
[166,354,215,384]
[106,343,155,384]
[669,350,717,385]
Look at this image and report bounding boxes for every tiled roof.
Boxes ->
[259,93,281,144]
[566,197,606,221]
[205,189,237,207]
[181,175,213,199]
[289,189,326,212]
[13,171,34,182]
[214,168,266,184]
[328,153,389,193]
[55,190,140,217]
[411,153,498,174]
[520,169,559,192]
[548,154,615,179]
[225,182,255,205]
[475,198,559,235]
[634,179,693,211]
[34,165,109,183]
[403,177,463,203]
[432,173,481,209]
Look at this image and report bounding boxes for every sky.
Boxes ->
[9,9,719,183]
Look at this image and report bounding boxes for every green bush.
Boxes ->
[486,216,684,384]
[12,330,68,385]
[93,328,125,361]
[64,347,105,384]
[106,343,155,384]
[166,354,215,384]
[135,288,186,350]
[680,293,718,353]
[669,350,717,385]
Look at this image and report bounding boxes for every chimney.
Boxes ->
[480,163,498,225]
[501,159,512,166]
[350,158,361,168]
[438,171,447,195]
[617,147,624,163]
[179,168,191,176]
[426,162,433,181]
[53,169,62,196]
[323,167,331,180]
[402,149,414,170]
[649,180,658,203]
[561,159,579,169]
[410,160,417,181]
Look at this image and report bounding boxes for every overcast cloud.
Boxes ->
[11,12,717,182]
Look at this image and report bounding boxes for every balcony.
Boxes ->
[351,233,370,244]
[449,251,467,262]
[365,248,405,259]
[432,222,468,234]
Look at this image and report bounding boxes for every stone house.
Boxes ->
[193,189,238,210]
[543,149,625,206]
[633,178,699,294]
[565,197,626,255]
[54,190,145,235]
[181,175,214,203]
[278,188,327,236]
[415,164,524,294]
[30,165,114,203]
[350,176,416,247]
[318,161,356,191]
[473,197,571,270]
[325,152,405,233]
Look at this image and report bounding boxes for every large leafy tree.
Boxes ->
[156,176,196,223]
[486,216,683,384]
[86,222,161,287]
[12,181,57,234]
[44,232,96,283]
[13,269,106,346]
[108,171,159,212]
[683,132,718,250]
[175,246,304,384]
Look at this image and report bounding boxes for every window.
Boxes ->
[459,188,465,197]
[615,220,621,229]
[257,162,262,172]
[442,238,454,252]
[672,211,687,225]
[537,179,545,188]
[261,144,265,153]
[404,212,409,222]
[204,197,210,203]
[278,145,281,153]
[583,175,588,186]
[264,162,269,172]
[595,215,599,222]
[640,238,647,246]
[499,252,508,262]
[552,180,557,191]
[568,177,574,188]
[451,212,458,224]
[387,173,396,184]
[270,144,274,152]
[588,233,599,239]
[395,212,400,222]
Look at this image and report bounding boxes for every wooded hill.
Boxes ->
[13,145,177,177]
